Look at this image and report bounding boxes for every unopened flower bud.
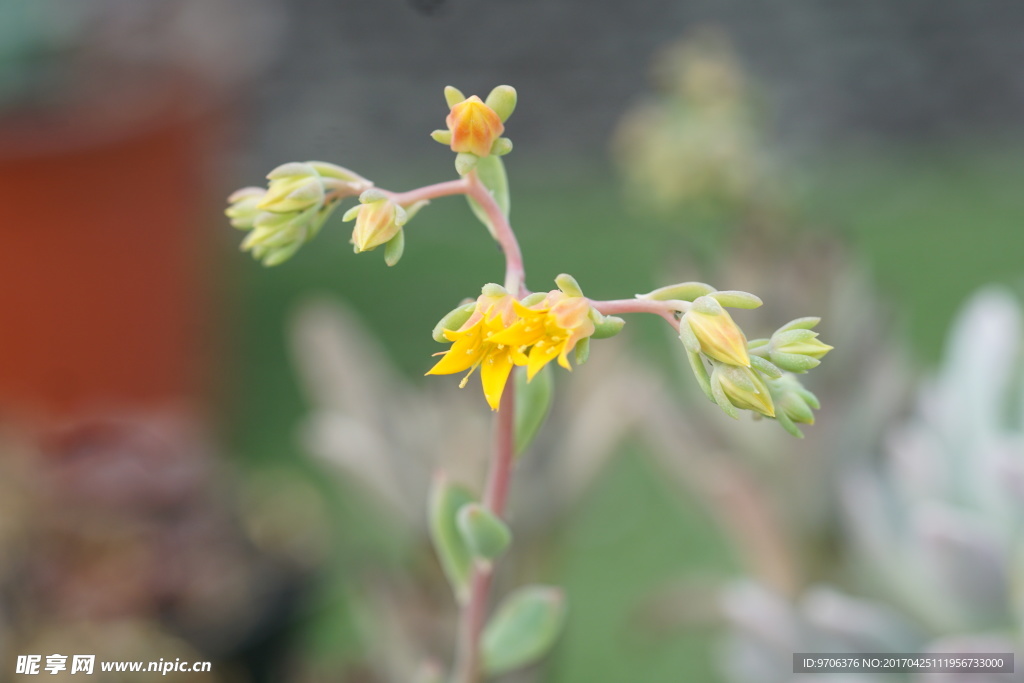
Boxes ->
[590,311,625,339]
[766,374,821,438]
[768,321,833,373]
[307,161,371,186]
[711,363,775,418]
[554,273,584,297]
[258,163,325,214]
[446,95,505,157]
[225,187,267,229]
[433,301,477,342]
[682,295,750,366]
[344,197,407,253]
[640,281,716,302]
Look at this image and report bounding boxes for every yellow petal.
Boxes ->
[480,349,515,410]
[526,341,561,381]
[426,324,485,375]
[488,321,541,347]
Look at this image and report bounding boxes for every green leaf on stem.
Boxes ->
[384,229,404,267]
[457,503,512,562]
[466,155,510,241]
[514,366,553,456]
[482,585,567,676]
[428,473,477,604]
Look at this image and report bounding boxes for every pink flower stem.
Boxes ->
[380,174,526,297]
[465,171,527,297]
[452,381,517,683]
[589,297,689,329]
[385,179,471,205]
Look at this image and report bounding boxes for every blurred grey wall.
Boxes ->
[243,0,1024,171]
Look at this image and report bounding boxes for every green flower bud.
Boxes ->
[485,85,518,122]
[768,324,833,373]
[432,301,476,342]
[639,281,716,302]
[261,241,303,267]
[227,159,365,266]
[766,374,821,438]
[750,354,782,379]
[772,328,833,359]
[481,283,508,297]
[709,290,763,309]
[520,292,548,307]
[266,161,314,180]
[306,161,371,185]
[682,296,750,367]
[259,164,325,214]
[238,203,327,266]
[482,586,567,676]
[490,137,514,156]
[225,187,267,229]
[777,316,821,333]
[455,152,479,176]
[554,273,584,297]
[590,313,625,339]
[711,363,775,418]
[457,503,512,562]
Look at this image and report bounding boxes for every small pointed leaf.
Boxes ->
[514,366,553,456]
[428,474,477,604]
[482,586,567,676]
[466,155,510,240]
[457,503,512,561]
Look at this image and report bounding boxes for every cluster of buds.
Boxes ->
[642,282,832,437]
[428,274,623,411]
[226,161,372,266]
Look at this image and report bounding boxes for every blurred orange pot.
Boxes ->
[0,76,222,419]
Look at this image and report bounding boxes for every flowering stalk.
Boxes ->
[465,171,525,296]
[452,383,516,683]
[225,84,832,681]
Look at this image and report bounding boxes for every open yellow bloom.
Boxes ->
[426,288,524,410]
[489,291,596,381]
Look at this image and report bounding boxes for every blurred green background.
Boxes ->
[3,0,1024,681]
[225,143,1024,681]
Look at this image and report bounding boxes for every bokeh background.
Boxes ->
[2,0,1024,681]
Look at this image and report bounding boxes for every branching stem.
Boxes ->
[589,297,689,328]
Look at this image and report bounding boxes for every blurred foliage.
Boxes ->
[222,135,1024,681]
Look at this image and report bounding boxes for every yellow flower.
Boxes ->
[446,95,505,157]
[488,291,596,381]
[426,287,524,410]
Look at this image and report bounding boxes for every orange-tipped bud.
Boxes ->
[446,96,505,157]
